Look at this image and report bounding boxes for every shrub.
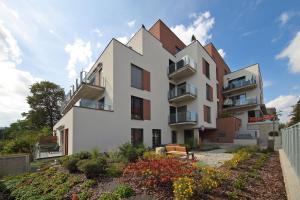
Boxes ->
[118,143,146,162]
[224,146,258,169]
[173,176,194,200]
[62,156,80,173]
[78,190,92,200]
[233,175,247,190]
[106,162,125,178]
[77,157,107,179]
[143,151,165,160]
[74,151,92,160]
[123,157,195,188]
[114,184,134,198]
[81,179,97,189]
[98,192,118,200]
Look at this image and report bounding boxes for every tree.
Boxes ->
[289,99,300,126]
[191,35,196,42]
[23,81,65,129]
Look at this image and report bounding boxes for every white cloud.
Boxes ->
[171,11,215,45]
[116,36,129,44]
[0,22,40,126]
[93,29,103,38]
[276,31,300,73]
[127,20,136,28]
[217,49,226,58]
[279,12,290,25]
[263,80,273,88]
[266,95,300,123]
[65,38,92,80]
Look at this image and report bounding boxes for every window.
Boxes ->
[204,105,211,123]
[131,64,143,89]
[131,96,143,120]
[152,129,161,148]
[175,46,181,53]
[172,131,177,144]
[206,84,213,101]
[216,83,219,98]
[131,129,143,146]
[203,59,210,79]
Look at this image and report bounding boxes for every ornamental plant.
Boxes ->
[123,157,196,188]
[173,176,194,200]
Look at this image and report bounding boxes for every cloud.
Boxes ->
[92,29,103,38]
[171,11,215,45]
[263,80,273,88]
[278,11,300,26]
[241,30,258,37]
[217,49,226,58]
[96,42,101,48]
[266,95,300,123]
[276,31,300,73]
[0,22,40,126]
[116,36,129,44]
[65,38,92,80]
[127,20,136,28]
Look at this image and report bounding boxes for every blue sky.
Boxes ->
[0,0,300,126]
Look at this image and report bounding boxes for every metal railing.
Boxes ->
[169,111,198,124]
[224,96,257,108]
[223,77,256,91]
[168,55,197,75]
[235,130,259,139]
[79,99,112,111]
[168,83,197,100]
[282,123,300,181]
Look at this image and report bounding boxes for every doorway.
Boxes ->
[184,129,194,145]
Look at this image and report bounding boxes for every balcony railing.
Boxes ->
[223,96,258,109]
[168,56,197,78]
[223,77,256,92]
[168,84,197,101]
[235,130,259,139]
[248,115,275,123]
[79,99,112,111]
[169,111,198,124]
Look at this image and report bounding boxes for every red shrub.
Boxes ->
[123,157,196,188]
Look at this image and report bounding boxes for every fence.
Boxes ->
[0,154,30,177]
[282,122,300,180]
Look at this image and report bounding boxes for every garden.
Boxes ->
[0,144,287,200]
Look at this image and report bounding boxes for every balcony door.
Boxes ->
[177,82,186,96]
[170,106,176,123]
[177,106,187,122]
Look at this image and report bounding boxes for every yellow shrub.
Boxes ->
[198,166,229,192]
[173,176,194,200]
[142,151,165,160]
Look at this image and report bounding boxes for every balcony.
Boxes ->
[223,96,258,111]
[248,115,275,123]
[168,56,197,80]
[61,71,105,114]
[79,99,112,111]
[168,84,197,103]
[223,78,257,95]
[169,111,198,125]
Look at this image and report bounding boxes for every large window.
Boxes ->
[131,64,143,89]
[152,129,161,148]
[204,105,211,123]
[131,129,143,146]
[131,96,143,120]
[203,59,210,79]
[206,84,213,101]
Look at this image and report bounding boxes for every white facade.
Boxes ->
[54,27,218,154]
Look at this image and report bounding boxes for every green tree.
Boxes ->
[289,100,300,126]
[23,81,64,129]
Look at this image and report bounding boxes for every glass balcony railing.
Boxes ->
[168,55,197,75]
[79,99,112,111]
[169,111,198,124]
[223,77,256,91]
[168,84,197,100]
[224,96,258,108]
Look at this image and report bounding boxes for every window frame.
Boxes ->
[152,129,162,148]
[131,128,143,146]
[131,64,143,90]
[131,96,143,120]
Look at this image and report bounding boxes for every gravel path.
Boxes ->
[192,150,233,167]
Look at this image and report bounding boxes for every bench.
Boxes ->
[165,144,194,159]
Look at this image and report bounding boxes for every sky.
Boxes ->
[0,0,300,126]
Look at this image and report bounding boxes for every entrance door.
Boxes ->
[184,129,194,145]
[64,129,69,155]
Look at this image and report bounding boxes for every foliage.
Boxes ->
[106,162,125,178]
[114,184,134,198]
[123,157,195,188]
[143,151,165,160]
[289,99,300,126]
[224,146,258,169]
[62,156,80,173]
[78,190,92,200]
[118,143,146,162]
[77,157,107,179]
[232,175,247,190]
[98,192,118,200]
[173,176,194,200]
[74,151,92,160]
[81,179,97,189]
[23,81,65,129]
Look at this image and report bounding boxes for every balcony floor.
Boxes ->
[169,121,197,126]
[222,83,257,95]
[169,93,197,103]
[168,65,196,80]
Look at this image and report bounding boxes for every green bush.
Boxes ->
[77,157,107,179]
[78,190,92,200]
[118,143,146,162]
[106,162,124,178]
[114,184,134,198]
[98,192,118,200]
[74,151,92,160]
[62,156,80,173]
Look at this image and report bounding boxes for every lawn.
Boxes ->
[0,145,287,200]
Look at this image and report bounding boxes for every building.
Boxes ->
[53,20,277,155]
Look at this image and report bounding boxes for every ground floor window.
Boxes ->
[131,128,143,146]
[152,129,161,148]
[172,131,177,144]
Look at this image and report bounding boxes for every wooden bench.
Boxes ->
[165,144,194,159]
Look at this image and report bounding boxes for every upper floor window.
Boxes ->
[204,105,211,123]
[131,96,143,120]
[206,84,213,101]
[203,58,210,79]
[131,64,143,89]
[175,46,181,53]
[131,129,143,146]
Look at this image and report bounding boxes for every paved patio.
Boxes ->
[192,149,233,167]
